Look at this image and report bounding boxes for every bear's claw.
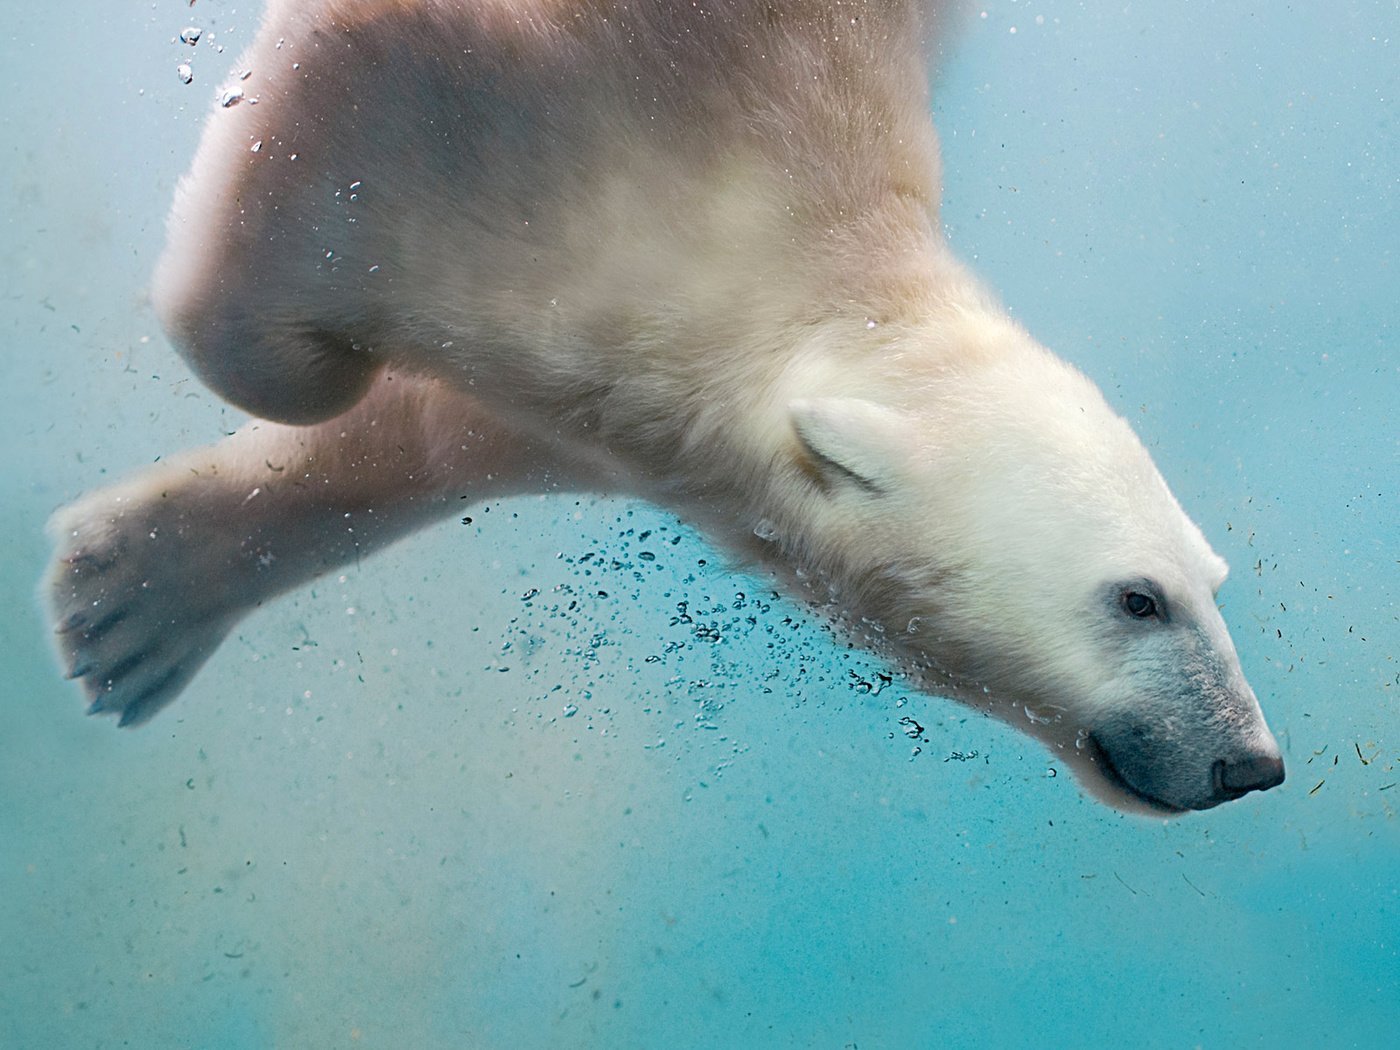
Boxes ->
[45,482,236,726]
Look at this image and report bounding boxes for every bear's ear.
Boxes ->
[789,398,911,495]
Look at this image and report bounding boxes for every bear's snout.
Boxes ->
[1212,750,1286,802]
[1087,718,1285,814]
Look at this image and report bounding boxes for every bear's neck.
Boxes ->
[610,253,1010,594]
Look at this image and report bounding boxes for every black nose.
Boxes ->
[1213,753,1286,801]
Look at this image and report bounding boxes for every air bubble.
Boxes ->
[180,26,202,45]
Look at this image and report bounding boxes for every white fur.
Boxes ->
[46,0,1281,813]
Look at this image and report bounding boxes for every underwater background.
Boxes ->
[2,2,1395,1047]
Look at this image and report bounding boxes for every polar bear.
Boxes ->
[45,0,1284,814]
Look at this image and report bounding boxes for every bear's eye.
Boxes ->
[1122,591,1158,619]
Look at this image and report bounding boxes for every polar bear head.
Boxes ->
[785,317,1284,815]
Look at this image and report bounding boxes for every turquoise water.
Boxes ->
[2,2,1396,1047]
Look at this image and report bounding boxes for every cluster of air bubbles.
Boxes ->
[174,22,205,83]
[470,507,1008,783]
[172,17,242,92]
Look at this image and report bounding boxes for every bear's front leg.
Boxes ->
[45,372,598,726]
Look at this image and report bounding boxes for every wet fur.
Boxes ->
[46,0,1282,813]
